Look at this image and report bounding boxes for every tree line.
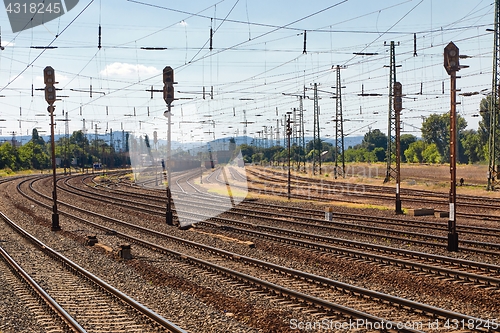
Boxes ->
[241,96,493,165]
[0,96,494,172]
[0,129,129,172]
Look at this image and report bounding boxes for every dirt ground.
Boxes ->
[294,162,500,198]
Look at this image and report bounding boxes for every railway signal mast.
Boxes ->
[444,42,467,252]
[44,66,60,232]
[163,66,175,226]
[286,112,293,200]
[393,82,403,214]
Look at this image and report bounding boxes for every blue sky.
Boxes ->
[0,0,495,147]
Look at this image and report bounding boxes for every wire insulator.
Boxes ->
[413,33,417,56]
[98,25,102,49]
[303,30,307,54]
[209,28,213,51]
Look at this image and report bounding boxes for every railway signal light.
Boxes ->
[163,66,174,84]
[163,66,174,104]
[43,66,60,231]
[164,85,174,104]
[393,82,402,112]
[444,42,463,252]
[162,65,175,226]
[394,82,403,214]
[44,66,57,105]
[444,42,460,75]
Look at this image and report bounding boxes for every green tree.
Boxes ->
[404,140,425,163]
[17,140,49,170]
[422,143,441,163]
[478,95,493,148]
[361,129,387,151]
[252,152,264,163]
[239,144,255,163]
[461,129,482,164]
[373,147,385,162]
[70,130,90,168]
[400,134,417,162]
[0,142,19,170]
[421,112,467,163]
[306,139,332,153]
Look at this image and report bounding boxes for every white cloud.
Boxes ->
[100,62,160,78]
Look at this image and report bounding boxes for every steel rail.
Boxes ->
[0,245,87,333]
[91,170,500,239]
[201,220,500,288]
[72,173,500,285]
[18,177,499,332]
[58,173,500,260]
[60,174,500,253]
[50,175,500,289]
[248,167,500,210]
[0,209,187,333]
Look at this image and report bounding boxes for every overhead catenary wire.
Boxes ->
[0,0,494,139]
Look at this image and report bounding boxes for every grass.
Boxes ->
[0,168,62,177]
[326,201,391,211]
[205,184,248,199]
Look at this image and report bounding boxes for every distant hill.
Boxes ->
[0,132,364,152]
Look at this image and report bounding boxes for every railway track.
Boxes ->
[249,166,498,206]
[16,174,500,332]
[73,170,500,254]
[89,168,495,238]
[244,167,500,221]
[0,245,82,333]
[0,210,186,333]
[91,171,500,289]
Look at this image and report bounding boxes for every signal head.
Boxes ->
[163,66,174,84]
[45,85,56,105]
[44,66,56,85]
[444,42,460,75]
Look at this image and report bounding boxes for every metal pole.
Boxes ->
[49,105,60,231]
[385,41,396,183]
[300,96,305,173]
[394,82,403,214]
[166,102,173,226]
[287,114,292,200]
[448,70,458,251]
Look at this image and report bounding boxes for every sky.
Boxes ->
[0,0,495,149]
